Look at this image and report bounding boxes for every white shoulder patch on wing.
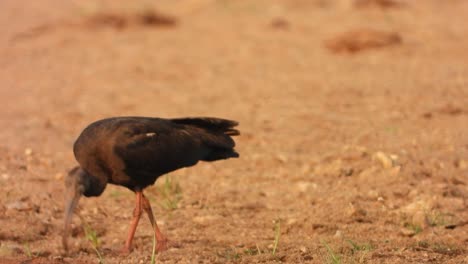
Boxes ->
[146,132,156,137]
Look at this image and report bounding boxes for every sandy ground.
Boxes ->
[0,0,467,263]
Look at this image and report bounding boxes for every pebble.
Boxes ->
[287,218,298,226]
[24,148,33,156]
[400,228,416,237]
[275,154,288,163]
[296,181,311,193]
[5,201,31,211]
[334,230,343,238]
[55,172,64,180]
[192,215,220,224]
[373,152,393,169]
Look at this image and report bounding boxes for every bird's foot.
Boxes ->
[119,246,132,256]
[156,238,169,252]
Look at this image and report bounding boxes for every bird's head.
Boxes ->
[62,166,94,252]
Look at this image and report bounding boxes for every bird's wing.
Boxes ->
[114,123,204,178]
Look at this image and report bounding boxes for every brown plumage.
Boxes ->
[63,117,239,253]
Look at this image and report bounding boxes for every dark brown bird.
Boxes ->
[63,117,239,253]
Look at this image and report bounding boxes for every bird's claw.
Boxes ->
[156,238,169,252]
[120,247,132,256]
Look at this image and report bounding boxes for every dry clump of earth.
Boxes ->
[325,29,402,53]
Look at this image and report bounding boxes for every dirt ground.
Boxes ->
[1,0,467,263]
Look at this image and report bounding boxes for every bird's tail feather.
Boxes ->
[171,117,239,152]
[171,117,240,136]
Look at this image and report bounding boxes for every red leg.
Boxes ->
[142,194,168,252]
[121,191,143,254]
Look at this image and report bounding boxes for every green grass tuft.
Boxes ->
[426,210,454,227]
[404,222,423,235]
[82,219,104,264]
[150,232,157,264]
[156,175,182,211]
[22,243,34,258]
[272,219,281,256]
[216,248,241,261]
[322,241,342,264]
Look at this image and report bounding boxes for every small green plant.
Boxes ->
[150,232,157,264]
[244,248,257,256]
[346,239,373,263]
[23,243,34,258]
[426,210,454,227]
[243,243,263,256]
[156,175,182,211]
[322,241,342,264]
[412,240,461,255]
[346,239,373,253]
[404,222,423,235]
[82,220,104,264]
[272,219,281,255]
[216,248,241,261]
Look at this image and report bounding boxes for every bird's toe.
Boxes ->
[119,247,132,256]
[156,238,169,252]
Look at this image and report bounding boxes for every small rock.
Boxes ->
[325,29,401,53]
[6,201,31,211]
[400,228,416,237]
[275,154,288,163]
[346,203,357,217]
[334,230,343,238]
[340,167,354,176]
[270,17,290,30]
[52,256,63,261]
[403,200,433,214]
[24,148,33,156]
[296,181,311,193]
[287,218,298,226]
[377,196,384,202]
[192,215,220,224]
[1,173,9,180]
[300,246,307,253]
[373,151,393,169]
[55,172,64,180]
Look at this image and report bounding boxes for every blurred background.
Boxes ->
[0,0,467,263]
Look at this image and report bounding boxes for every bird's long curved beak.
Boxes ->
[62,167,83,252]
